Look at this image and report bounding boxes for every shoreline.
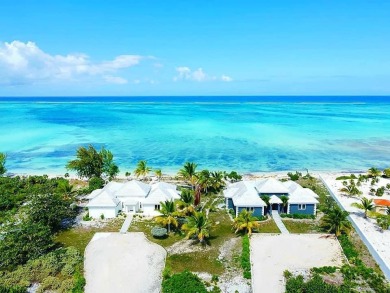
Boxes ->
[6,169,369,181]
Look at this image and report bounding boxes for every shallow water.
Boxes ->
[1,97,390,175]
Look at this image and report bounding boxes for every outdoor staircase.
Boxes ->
[271,210,289,234]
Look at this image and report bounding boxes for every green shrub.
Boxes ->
[256,215,267,221]
[162,266,172,280]
[71,269,86,293]
[211,274,219,283]
[280,213,315,219]
[241,235,251,279]
[287,171,302,181]
[88,176,104,191]
[37,276,61,293]
[151,226,168,238]
[285,274,343,293]
[82,212,92,221]
[100,213,105,220]
[336,174,356,181]
[0,285,26,293]
[338,235,359,260]
[162,271,207,293]
[311,266,337,274]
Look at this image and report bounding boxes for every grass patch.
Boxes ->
[54,217,125,253]
[256,219,280,233]
[129,217,185,248]
[166,208,237,275]
[282,219,320,233]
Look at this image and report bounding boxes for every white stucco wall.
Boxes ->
[89,205,119,219]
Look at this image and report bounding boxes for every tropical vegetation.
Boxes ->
[0,152,6,176]
[134,160,152,179]
[320,206,352,236]
[155,200,179,233]
[182,212,211,244]
[351,197,374,218]
[233,209,260,236]
[66,145,119,180]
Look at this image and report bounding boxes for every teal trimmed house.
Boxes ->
[224,178,319,217]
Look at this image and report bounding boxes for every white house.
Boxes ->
[86,190,121,219]
[86,180,180,219]
[224,178,319,216]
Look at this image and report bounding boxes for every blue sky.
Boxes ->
[1,0,390,96]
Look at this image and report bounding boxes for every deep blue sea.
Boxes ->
[1,96,390,175]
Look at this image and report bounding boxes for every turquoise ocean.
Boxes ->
[0,96,390,175]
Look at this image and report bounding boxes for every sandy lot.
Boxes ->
[250,234,344,293]
[84,232,166,293]
[321,174,390,277]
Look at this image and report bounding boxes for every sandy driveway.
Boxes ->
[250,234,344,293]
[85,232,166,293]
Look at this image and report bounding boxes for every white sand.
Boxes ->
[320,174,390,275]
[250,234,344,293]
[84,232,166,293]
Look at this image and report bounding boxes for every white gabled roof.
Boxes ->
[301,188,319,198]
[151,182,177,191]
[282,181,303,193]
[114,180,151,197]
[288,189,319,204]
[255,178,289,194]
[87,190,120,207]
[103,181,123,194]
[143,186,180,204]
[269,195,283,204]
[224,181,255,199]
[233,189,266,207]
[86,188,103,200]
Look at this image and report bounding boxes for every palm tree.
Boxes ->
[233,209,260,236]
[178,162,198,189]
[134,160,152,180]
[154,200,179,233]
[210,171,226,192]
[368,167,382,179]
[339,184,362,197]
[197,169,212,194]
[182,212,211,244]
[351,197,374,218]
[280,195,289,213]
[261,195,271,214]
[154,169,162,181]
[177,189,195,215]
[320,207,352,236]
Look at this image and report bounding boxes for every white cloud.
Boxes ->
[174,66,232,82]
[221,74,233,82]
[0,41,143,85]
[104,76,128,84]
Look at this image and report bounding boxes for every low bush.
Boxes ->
[285,274,344,293]
[162,271,207,293]
[0,285,26,293]
[311,266,337,274]
[336,174,356,181]
[287,171,302,181]
[338,235,358,261]
[280,213,315,219]
[256,215,267,221]
[82,212,92,221]
[241,235,251,279]
[151,226,168,238]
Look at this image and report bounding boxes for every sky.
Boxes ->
[0,0,390,96]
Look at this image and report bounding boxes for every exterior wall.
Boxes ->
[143,203,159,214]
[89,206,118,219]
[288,204,315,215]
[227,198,234,209]
[237,207,263,217]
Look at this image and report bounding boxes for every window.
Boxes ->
[298,204,306,210]
[245,207,254,212]
[139,203,142,209]
[154,204,160,210]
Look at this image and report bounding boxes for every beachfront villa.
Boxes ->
[373,199,390,215]
[86,180,180,218]
[224,178,319,217]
